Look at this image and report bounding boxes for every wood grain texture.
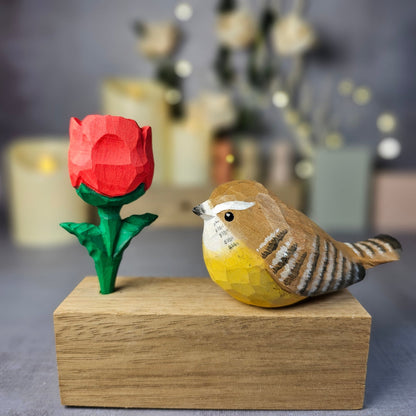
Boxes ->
[54,276,371,410]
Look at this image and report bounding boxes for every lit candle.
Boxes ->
[37,154,58,174]
[7,138,89,246]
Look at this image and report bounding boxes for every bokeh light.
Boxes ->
[272,91,289,108]
[225,154,235,164]
[174,2,193,21]
[37,154,58,174]
[175,59,193,77]
[353,86,371,105]
[337,79,354,96]
[378,137,401,159]
[296,123,312,139]
[325,132,344,149]
[165,88,182,105]
[377,112,397,133]
[295,159,314,179]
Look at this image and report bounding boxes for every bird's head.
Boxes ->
[193,180,265,219]
[193,180,275,251]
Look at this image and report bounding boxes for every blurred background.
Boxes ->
[2,4,416,414]
[1,0,416,246]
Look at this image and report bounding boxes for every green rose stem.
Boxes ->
[96,206,123,294]
[60,183,157,295]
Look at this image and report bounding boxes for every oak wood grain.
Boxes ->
[54,276,371,409]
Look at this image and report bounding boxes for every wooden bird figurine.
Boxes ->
[193,180,401,308]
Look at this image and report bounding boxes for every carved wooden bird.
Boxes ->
[193,180,401,308]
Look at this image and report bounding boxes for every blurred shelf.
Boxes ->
[121,181,305,228]
[121,185,210,228]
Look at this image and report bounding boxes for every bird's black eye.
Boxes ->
[224,211,234,222]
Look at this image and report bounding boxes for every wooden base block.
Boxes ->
[54,277,371,410]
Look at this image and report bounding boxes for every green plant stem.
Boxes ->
[61,184,157,295]
[97,206,122,257]
[94,253,122,295]
[96,206,122,294]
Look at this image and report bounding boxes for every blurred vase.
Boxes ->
[211,136,234,185]
[267,140,294,186]
[6,138,89,246]
[373,171,416,232]
[101,78,170,185]
[234,136,261,181]
[309,147,372,233]
[188,92,237,135]
[170,120,211,186]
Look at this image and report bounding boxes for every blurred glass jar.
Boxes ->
[6,138,89,246]
[233,136,261,182]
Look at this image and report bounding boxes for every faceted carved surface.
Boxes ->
[196,180,401,308]
[203,241,305,308]
[68,115,154,197]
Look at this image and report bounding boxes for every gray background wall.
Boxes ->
[1,0,415,168]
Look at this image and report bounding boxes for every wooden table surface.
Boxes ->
[1,227,415,416]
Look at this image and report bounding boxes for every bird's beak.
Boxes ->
[192,201,214,220]
[192,204,203,216]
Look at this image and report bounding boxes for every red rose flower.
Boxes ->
[68,115,154,197]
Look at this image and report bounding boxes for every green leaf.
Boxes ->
[60,222,104,258]
[125,213,158,228]
[76,183,146,207]
[114,213,158,257]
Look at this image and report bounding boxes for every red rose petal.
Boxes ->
[68,115,154,197]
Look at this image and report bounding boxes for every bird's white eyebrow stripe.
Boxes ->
[212,201,255,214]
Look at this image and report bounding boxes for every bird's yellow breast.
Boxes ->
[203,240,305,308]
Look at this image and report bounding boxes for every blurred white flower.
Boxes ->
[138,22,179,59]
[272,14,316,56]
[216,9,257,50]
[190,92,237,132]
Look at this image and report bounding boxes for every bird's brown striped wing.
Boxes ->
[255,193,366,297]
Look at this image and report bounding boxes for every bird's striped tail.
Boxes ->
[344,234,402,269]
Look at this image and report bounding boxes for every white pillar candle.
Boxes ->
[6,138,89,246]
[170,121,211,186]
[101,78,170,185]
